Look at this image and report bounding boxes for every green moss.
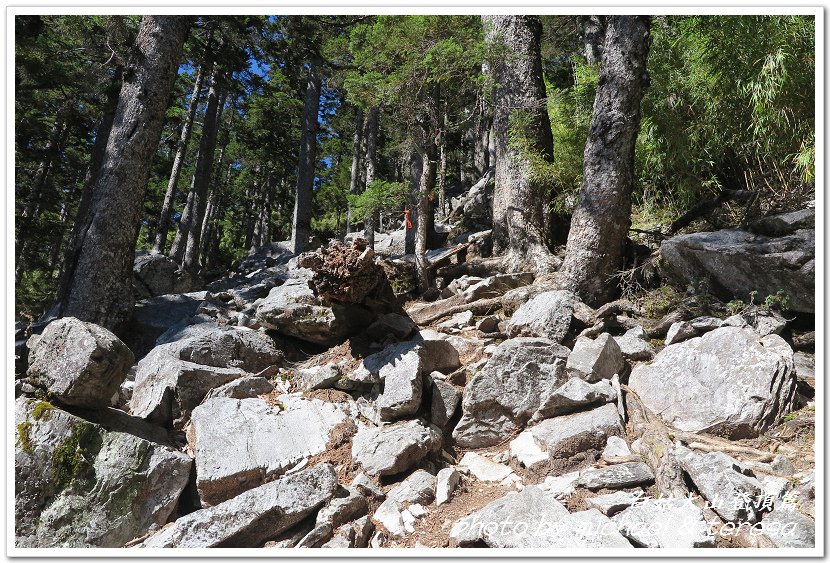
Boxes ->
[32,400,56,421]
[17,421,34,455]
[51,422,100,493]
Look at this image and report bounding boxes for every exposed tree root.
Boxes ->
[622,384,688,498]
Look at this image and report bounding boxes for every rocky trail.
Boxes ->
[13,205,816,550]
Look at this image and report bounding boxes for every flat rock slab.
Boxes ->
[628,327,797,438]
[675,444,763,523]
[451,486,632,548]
[760,508,815,548]
[351,419,441,477]
[576,462,654,491]
[15,398,191,548]
[612,498,716,548]
[189,395,348,506]
[138,463,338,548]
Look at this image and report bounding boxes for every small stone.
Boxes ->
[436,467,461,505]
[770,454,796,475]
[351,472,385,499]
[351,419,442,477]
[294,364,342,391]
[538,471,583,499]
[576,462,655,490]
[459,452,515,482]
[566,333,625,382]
[665,321,698,345]
[509,430,548,469]
[602,436,632,458]
[585,491,644,516]
[430,376,461,427]
[690,316,723,332]
[476,315,500,333]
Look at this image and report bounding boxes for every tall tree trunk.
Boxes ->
[182,79,224,270]
[483,15,557,272]
[438,102,449,217]
[405,151,423,255]
[362,106,379,248]
[61,15,191,330]
[52,70,122,317]
[153,50,211,254]
[578,15,606,65]
[416,147,437,292]
[345,106,364,236]
[170,171,197,261]
[559,16,651,306]
[291,60,322,254]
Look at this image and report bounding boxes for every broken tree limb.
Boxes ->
[668,189,755,234]
[686,441,775,463]
[408,296,504,326]
[436,256,506,281]
[622,384,688,498]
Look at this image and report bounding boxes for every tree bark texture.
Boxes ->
[52,71,121,316]
[483,15,556,272]
[62,15,191,330]
[578,15,606,65]
[559,16,651,306]
[291,60,322,254]
[153,54,210,254]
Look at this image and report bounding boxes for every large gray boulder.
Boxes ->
[133,253,201,298]
[357,340,459,421]
[27,317,134,409]
[761,508,815,548]
[628,327,797,438]
[130,326,283,428]
[15,398,191,548]
[660,227,814,313]
[255,276,374,346]
[188,395,348,506]
[453,338,575,448]
[506,290,576,343]
[138,463,338,548]
[351,420,441,477]
[451,486,632,548]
